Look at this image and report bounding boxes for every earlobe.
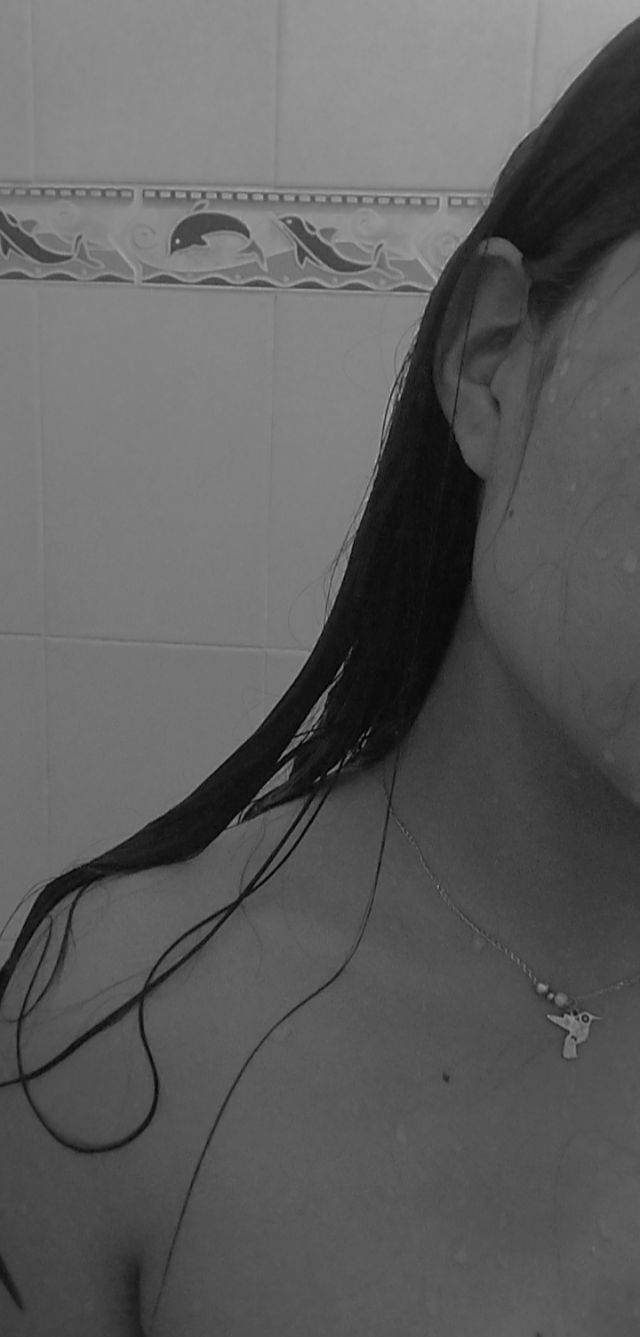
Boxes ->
[442,376,500,482]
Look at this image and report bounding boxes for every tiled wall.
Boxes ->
[0,0,637,955]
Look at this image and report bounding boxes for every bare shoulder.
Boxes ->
[0,768,385,1126]
[0,797,306,1104]
[0,796,303,1040]
[0,798,342,1131]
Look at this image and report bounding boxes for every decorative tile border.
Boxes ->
[0,183,490,294]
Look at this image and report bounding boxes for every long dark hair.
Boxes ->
[3,16,640,1327]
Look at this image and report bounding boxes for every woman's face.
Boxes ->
[473,235,640,810]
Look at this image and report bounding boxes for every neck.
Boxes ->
[385,598,640,992]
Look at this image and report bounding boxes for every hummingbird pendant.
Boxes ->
[547,1006,601,1059]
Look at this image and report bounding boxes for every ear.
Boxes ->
[433,237,532,479]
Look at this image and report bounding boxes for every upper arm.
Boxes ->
[0,822,271,1337]
[0,872,167,1336]
[0,801,328,1334]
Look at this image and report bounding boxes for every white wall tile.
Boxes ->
[31,0,279,183]
[279,0,535,189]
[0,637,47,961]
[0,0,33,178]
[0,287,42,634]
[269,291,425,650]
[39,285,274,647]
[45,639,264,875]
[533,1,640,123]
[265,648,308,719]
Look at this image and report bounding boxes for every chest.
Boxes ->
[138,962,640,1337]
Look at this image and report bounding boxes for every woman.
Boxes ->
[3,17,640,1336]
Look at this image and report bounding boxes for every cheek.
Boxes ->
[474,402,640,777]
[553,472,640,740]
[491,354,640,608]
[535,379,640,637]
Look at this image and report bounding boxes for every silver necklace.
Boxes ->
[381,771,640,1059]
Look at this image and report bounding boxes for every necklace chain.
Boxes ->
[381,771,640,1010]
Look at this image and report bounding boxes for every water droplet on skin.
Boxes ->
[597,1215,614,1240]
[603,750,615,765]
[471,936,485,952]
[585,298,599,315]
[548,386,558,404]
[455,1246,467,1265]
[559,358,571,378]
[396,1122,408,1145]
[623,550,638,574]
[568,481,577,493]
